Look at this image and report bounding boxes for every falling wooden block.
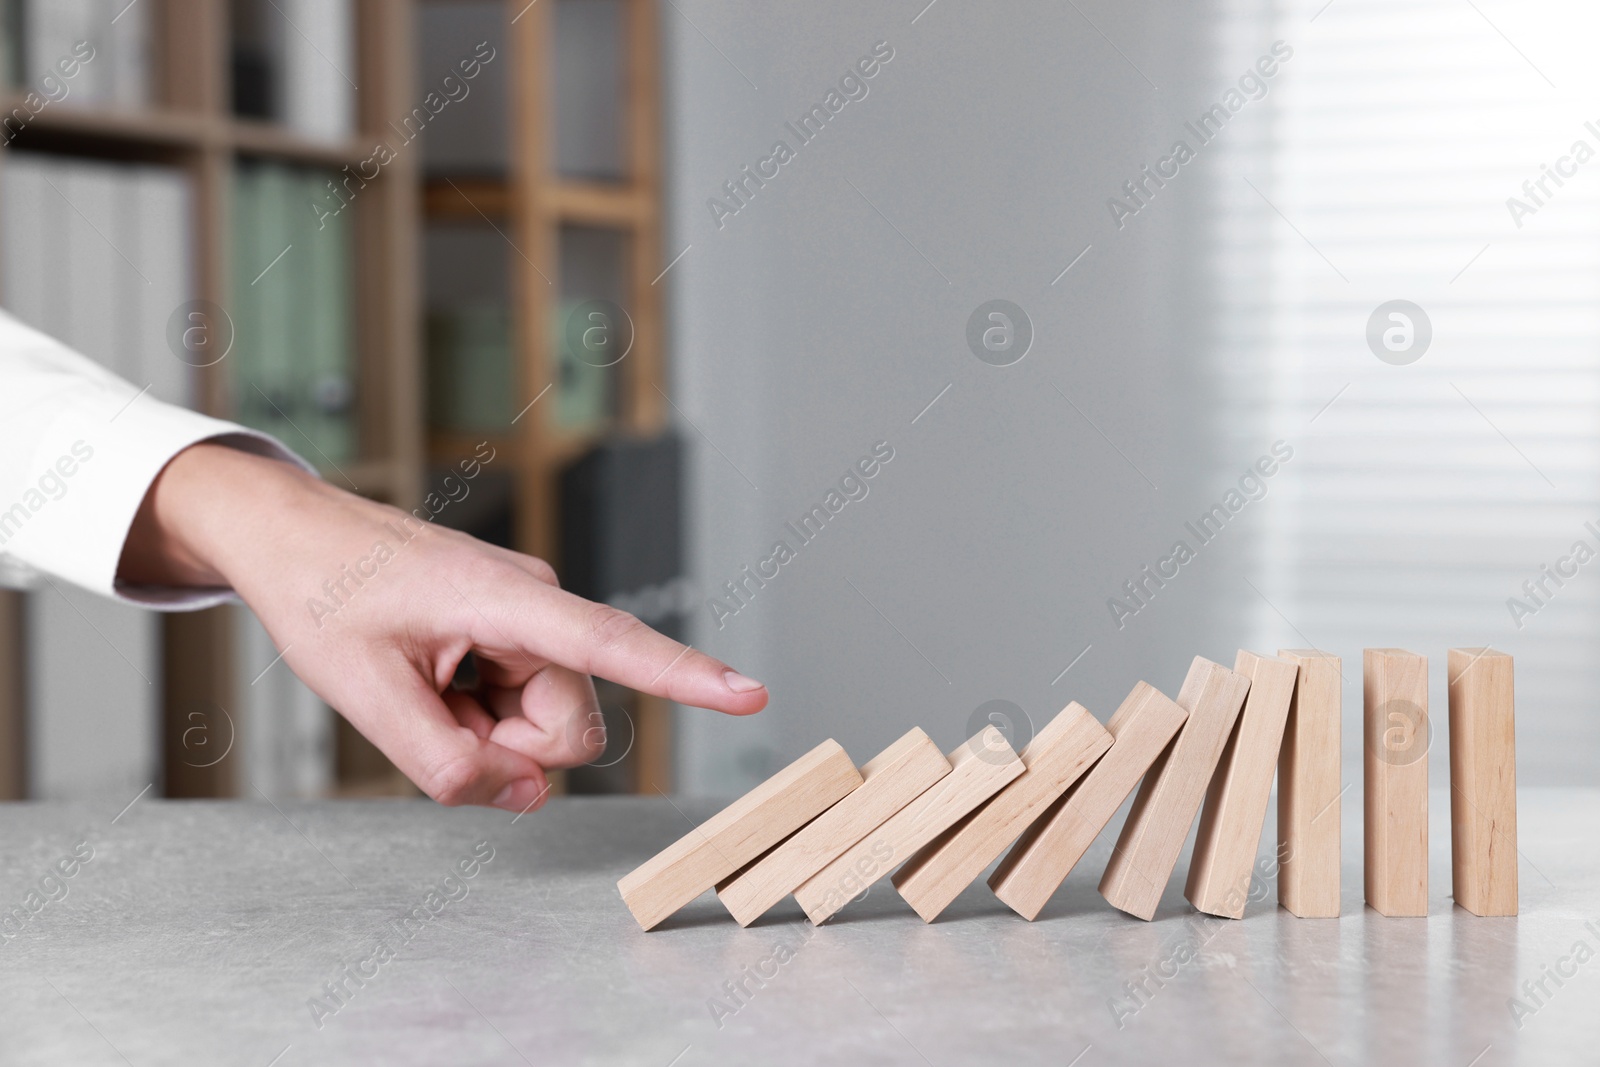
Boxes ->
[1364,648,1429,917]
[1448,647,1517,916]
[617,739,862,930]
[989,682,1187,920]
[1185,650,1299,918]
[1276,649,1343,918]
[1099,656,1251,920]
[793,726,1023,925]
[892,703,1112,922]
[715,727,950,926]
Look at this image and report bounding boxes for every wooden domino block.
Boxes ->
[617,740,862,930]
[892,703,1112,922]
[1185,651,1299,918]
[989,682,1187,920]
[715,728,950,926]
[1099,656,1251,920]
[1448,647,1517,916]
[793,726,1023,925]
[1276,649,1343,917]
[1364,648,1429,916]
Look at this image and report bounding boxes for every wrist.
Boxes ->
[118,441,328,589]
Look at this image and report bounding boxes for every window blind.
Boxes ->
[1208,0,1600,780]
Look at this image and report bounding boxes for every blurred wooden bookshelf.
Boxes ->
[421,0,672,795]
[0,0,422,800]
[0,0,675,801]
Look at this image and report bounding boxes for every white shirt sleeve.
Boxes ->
[0,309,316,610]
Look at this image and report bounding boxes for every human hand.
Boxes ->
[118,442,767,812]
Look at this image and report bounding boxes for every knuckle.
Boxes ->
[493,554,558,593]
[457,557,536,613]
[420,754,481,807]
[467,553,517,586]
[526,557,559,586]
[585,603,646,653]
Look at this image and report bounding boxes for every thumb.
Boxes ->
[358,671,551,813]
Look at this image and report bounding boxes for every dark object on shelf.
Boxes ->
[231,45,274,119]
[230,0,276,119]
[558,433,684,643]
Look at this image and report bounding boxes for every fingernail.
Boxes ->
[493,778,546,813]
[723,669,765,693]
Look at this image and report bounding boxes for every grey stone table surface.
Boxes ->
[0,787,1594,1067]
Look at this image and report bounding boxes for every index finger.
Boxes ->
[481,579,768,715]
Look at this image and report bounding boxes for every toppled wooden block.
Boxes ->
[1099,656,1251,920]
[1364,648,1429,916]
[1185,650,1298,918]
[990,682,1187,920]
[892,703,1112,922]
[715,727,950,926]
[1276,648,1342,918]
[1448,647,1517,916]
[793,726,1023,925]
[618,739,862,930]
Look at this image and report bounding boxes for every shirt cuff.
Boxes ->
[0,386,316,611]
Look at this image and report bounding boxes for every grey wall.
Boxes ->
[666,1,1244,795]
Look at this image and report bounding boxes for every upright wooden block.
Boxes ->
[989,682,1188,920]
[617,740,862,930]
[1185,651,1299,918]
[1276,649,1342,918]
[1364,648,1429,917]
[1448,647,1517,916]
[715,728,950,926]
[1099,656,1251,920]
[793,726,1024,925]
[892,703,1112,922]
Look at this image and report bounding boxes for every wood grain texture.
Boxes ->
[617,740,862,930]
[989,682,1187,920]
[892,704,1112,922]
[1185,651,1299,918]
[1276,649,1343,917]
[1364,648,1429,916]
[1099,656,1251,920]
[793,727,1023,925]
[0,590,22,799]
[1448,647,1517,916]
[715,728,950,926]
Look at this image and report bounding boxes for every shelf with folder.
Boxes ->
[228,158,361,474]
[0,148,193,804]
[0,0,422,803]
[421,222,634,458]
